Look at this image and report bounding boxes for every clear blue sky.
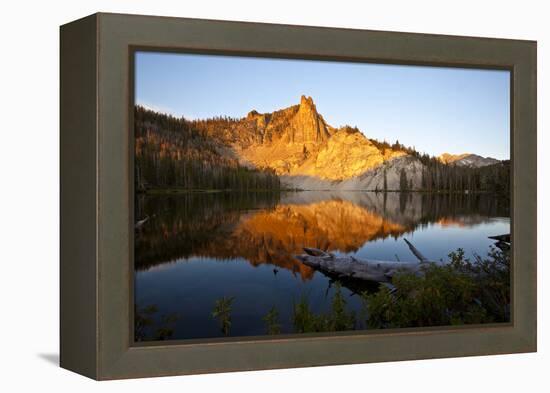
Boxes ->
[135,51,510,159]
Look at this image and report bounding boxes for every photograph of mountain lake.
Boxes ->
[133,52,511,342]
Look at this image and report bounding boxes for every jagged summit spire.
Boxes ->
[300,95,315,109]
[245,96,328,144]
[290,95,330,143]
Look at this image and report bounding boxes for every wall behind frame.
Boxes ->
[0,0,546,392]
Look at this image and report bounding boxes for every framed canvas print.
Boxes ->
[60,13,537,380]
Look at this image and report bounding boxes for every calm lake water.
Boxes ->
[134,191,510,341]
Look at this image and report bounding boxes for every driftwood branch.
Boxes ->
[298,234,511,284]
[488,234,510,243]
[135,215,150,230]
[403,238,428,263]
[296,239,439,284]
[488,233,511,251]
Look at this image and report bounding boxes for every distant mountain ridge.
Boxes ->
[438,153,500,168]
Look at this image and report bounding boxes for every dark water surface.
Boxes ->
[134,191,510,341]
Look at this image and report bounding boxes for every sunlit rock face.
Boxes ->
[288,95,331,144]
[233,96,413,188]
[279,155,423,191]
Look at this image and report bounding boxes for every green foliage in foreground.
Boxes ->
[263,306,282,335]
[134,304,180,341]
[292,283,356,333]
[136,247,510,339]
[363,247,510,329]
[212,296,235,336]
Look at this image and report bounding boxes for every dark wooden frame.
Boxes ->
[60,12,537,380]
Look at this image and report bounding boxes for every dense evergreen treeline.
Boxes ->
[135,106,280,191]
[418,158,510,194]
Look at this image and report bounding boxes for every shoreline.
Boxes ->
[139,188,507,196]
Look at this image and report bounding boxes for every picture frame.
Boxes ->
[60,12,537,380]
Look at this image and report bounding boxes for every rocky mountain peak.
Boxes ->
[289,95,330,143]
[299,95,316,109]
[233,96,408,184]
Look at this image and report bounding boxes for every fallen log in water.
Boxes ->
[488,233,511,251]
[297,234,511,284]
[488,234,510,243]
[296,239,442,283]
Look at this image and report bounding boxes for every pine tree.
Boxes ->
[399,168,408,191]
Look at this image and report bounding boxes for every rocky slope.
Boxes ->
[222,95,417,190]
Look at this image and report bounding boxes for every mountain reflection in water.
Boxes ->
[134,191,509,340]
[135,191,508,278]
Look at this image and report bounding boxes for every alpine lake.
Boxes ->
[134,190,510,341]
